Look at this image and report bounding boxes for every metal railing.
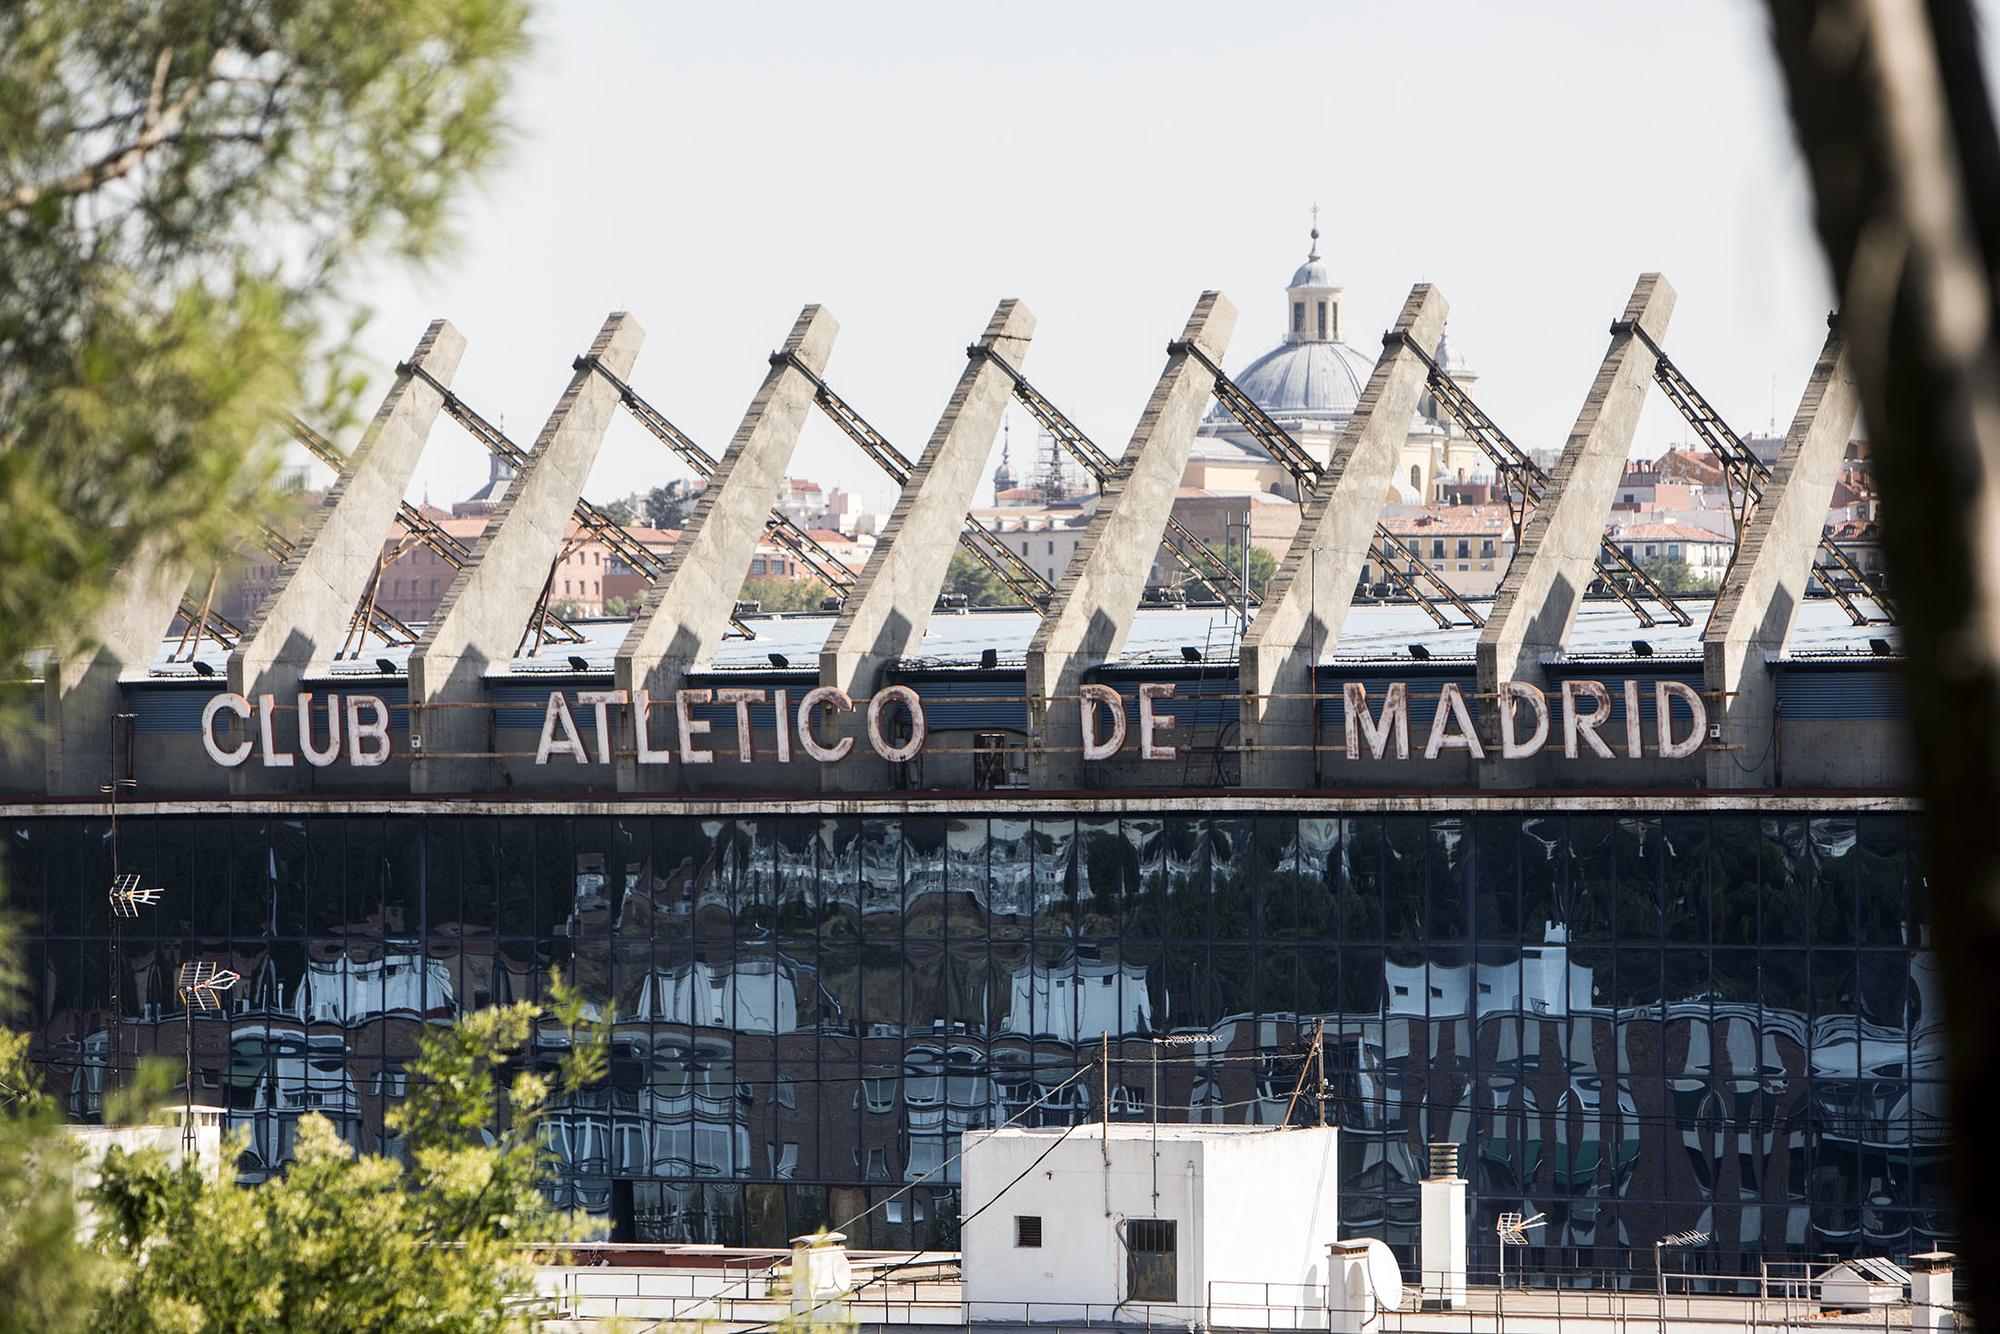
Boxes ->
[525,1266,1972,1334]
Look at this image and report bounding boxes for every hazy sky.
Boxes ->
[344,1,1996,514]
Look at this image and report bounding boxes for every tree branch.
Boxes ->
[4,47,220,213]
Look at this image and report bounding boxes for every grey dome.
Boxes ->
[1289,257,1336,289]
[1208,337,1377,423]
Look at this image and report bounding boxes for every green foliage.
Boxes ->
[89,973,609,1332]
[942,549,1026,608]
[643,483,697,531]
[1186,541,1276,601]
[0,1028,111,1333]
[741,574,833,613]
[1637,554,1718,595]
[0,0,530,679]
[601,497,637,527]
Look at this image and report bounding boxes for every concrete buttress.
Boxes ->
[1238,284,1449,789]
[407,312,644,793]
[1702,324,1858,788]
[227,320,465,792]
[1474,274,1675,786]
[1023,291,1237,790]
[614,306,839,791]
[818,299,1034,791]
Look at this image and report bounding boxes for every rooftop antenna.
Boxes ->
[1495,1211,1545,1291]
[102,773,159,1098]
[1655,1229,1711,1305]
[176,961,241,1156]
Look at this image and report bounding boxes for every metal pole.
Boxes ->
[182,998,194,1157]
[1150,1039,1160,1215]
[1313,1019,1326,1127]
[1656,1241,1665,1329]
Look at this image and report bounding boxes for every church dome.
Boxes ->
[1290,256,1334,289]
[1216,337,1378,422]
[1205,218,1373,425]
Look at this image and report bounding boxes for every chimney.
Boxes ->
[787,1230,853,1320]
[1910,1252,1954,1332]
[1419,1142,1467,1310]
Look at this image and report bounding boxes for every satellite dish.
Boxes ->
[1361,1237,1405,1312]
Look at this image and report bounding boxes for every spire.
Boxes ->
[1309,201,1321,261]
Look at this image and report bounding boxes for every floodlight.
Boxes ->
[376,657,397,674]
[192,660,216,677]
[769,652,790,669]
[108,873,164,919]
[1631,639,1654,657]
[1181,645,1202,663]
[980,648,999,670]
[1870,638,1894,656]
[567,655,591,672]
[1408,643,1432,661]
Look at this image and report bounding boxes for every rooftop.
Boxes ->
[130,593,1898,683]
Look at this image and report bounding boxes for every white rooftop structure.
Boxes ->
[960,1123,1342,1324]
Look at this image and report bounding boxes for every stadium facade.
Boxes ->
[0,265,1941,1283]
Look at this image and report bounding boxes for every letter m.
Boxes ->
[1343,682,1410,760]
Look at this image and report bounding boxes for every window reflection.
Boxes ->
[11,810,1945,1275]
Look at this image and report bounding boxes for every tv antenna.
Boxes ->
[1495,1211,1545,1290]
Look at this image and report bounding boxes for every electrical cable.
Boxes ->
[742,1118,1096,1334]
[638,1085,1091,1334]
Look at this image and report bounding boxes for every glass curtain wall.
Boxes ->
[4,810,1946,1283]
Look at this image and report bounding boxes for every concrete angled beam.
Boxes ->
[1702,323,1858,788]
[614,306,839,791]
[408,312,644,793]
[1023,291,1238,789]
[1238,284,1450,789]
[43,545,192,795]
[1474,274,1675,777]
[225,320,465,791]
[818,300,1034,791]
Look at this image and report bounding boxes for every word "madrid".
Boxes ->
[199,678,1706,768]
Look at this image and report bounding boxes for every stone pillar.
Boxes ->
[407,312,644,793]
[1702,326,1857,788]
[1238,284,1448,789]
[226,320,464,791]
[44,545,191,795]
[819,299,1033,791]
[1023,292,1236,789]
[1474,274,1675,786]
[614,306,838,791]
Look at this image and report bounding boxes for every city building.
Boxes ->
[1368,503,1517,596]
[1608,520,1735,586]
[0,277,1939,1288]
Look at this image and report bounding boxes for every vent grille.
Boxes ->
[1015,1215,1042,1248]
